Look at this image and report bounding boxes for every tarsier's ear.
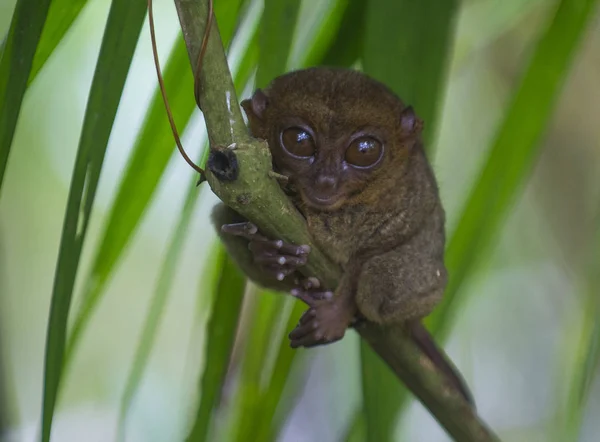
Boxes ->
[241,88,269,138]
[399,106,424,138]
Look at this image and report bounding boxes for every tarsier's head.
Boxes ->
[241,67,423,211]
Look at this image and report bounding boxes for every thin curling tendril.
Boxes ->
[147,0,214,177]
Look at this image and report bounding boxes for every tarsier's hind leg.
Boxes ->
[355,252,445,325]
[354,245,474,405]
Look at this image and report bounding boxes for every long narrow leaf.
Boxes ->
[185,251,247,442]
[253,302,305,442]
[256,0,301,88]
[317,0,366,68]
[343,408,367,442]
[65,0,245,373]
[427,0,600,339]
[359,2,459,440]
[0,0,53,193]
[116,157,206,440]
[229,292,290,442]
[28,0,90,84]
[295,0,352,67]
[453,0,548,68]
[40,1,147,440]
[64,37,196,366]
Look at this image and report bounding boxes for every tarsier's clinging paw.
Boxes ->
[289,288,357,349]
[221,220,356,349]
[221,221,310,282]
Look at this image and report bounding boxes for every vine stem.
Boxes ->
[172,1,500,440]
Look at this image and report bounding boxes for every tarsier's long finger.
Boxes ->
[298,309,316,325]
[278,242,311,256]
[263,265,297,281]
[302,335,342,348]
[254,253,307,268]
[222,222,311,260]
[290,289,317,307]
[289,321,318,340]
[290,332,323,349]
[291,288,333,307]
[249,239,310,257]
[221,222,266,241]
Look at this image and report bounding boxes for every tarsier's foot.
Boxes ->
[221,221,310,281]
[289,288,356,348]
[221,221,355,348]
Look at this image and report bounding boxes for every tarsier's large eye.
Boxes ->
[345,137,383,167]
[280,127,316,158]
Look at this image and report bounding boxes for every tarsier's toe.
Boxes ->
[262,265,297,281]
[244,235,310,257]
[301,276,321,290]
[291,288,333,307]
[254,253,307,267]
[221,222,258,238]
[278,242,311,256]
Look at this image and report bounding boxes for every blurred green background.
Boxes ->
[1,0,599,441]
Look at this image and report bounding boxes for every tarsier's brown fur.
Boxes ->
[213,67,471,403]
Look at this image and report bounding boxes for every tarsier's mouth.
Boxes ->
[302,192,346,210]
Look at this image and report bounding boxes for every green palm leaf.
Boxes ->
[185,250,246,442]
[29,0,90,84]
[0,0,53,193]
[40,1,148,440]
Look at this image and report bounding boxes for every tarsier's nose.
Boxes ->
[316,174,337,191]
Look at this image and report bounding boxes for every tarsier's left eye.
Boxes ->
[345,137,383,167]
[280,127,316,158]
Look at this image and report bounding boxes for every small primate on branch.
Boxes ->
[212,67,473,405]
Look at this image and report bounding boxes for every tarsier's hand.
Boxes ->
[221,221,311,282]
[221,221,355,348]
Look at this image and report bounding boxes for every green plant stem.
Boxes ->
[173,1,499,440]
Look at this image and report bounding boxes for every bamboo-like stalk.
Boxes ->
[173,1,500,440]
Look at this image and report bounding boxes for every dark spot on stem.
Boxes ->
[236,193,251,205]
[207,149,239,181]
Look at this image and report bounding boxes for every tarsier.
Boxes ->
[212,67,472,403]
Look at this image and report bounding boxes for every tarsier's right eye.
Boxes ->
[345,136,383,168]
[280,127,316,158]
